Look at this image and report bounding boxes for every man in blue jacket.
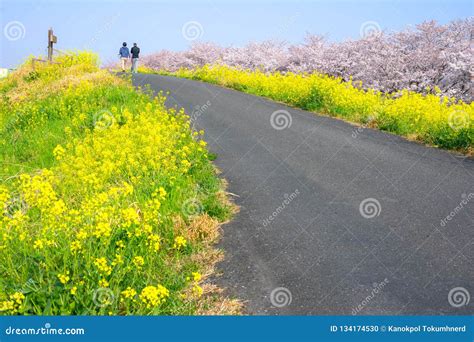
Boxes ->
[118,42,130,72]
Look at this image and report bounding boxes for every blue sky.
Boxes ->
[0,0,472,68]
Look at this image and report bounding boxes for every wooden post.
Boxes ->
[47,28,57,62]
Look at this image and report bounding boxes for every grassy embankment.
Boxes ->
[0,53,240,315]
[138,64,473,154]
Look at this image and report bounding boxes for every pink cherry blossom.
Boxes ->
[140,18,473,102]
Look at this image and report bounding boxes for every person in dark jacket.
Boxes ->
[130,43,140,73]
[118,42,130,72]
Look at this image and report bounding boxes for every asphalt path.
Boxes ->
[133,73,473,315]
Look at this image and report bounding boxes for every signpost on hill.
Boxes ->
[32,28,58,70]
[48,28,58,62]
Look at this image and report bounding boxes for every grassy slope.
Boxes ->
[0,53,240,315]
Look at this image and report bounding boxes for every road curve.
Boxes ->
[133,73,474,315]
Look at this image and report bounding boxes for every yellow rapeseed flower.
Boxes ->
[70,240,82,254]
[132,256,145,268]
[53,145,66,160]
[94,257,112,275]
[139,285,169,308]
[57,271,70,285]
[121,287,137,299]
[192,284,203,297]
[93,222,111,238]
[192,272,202,282]
[173,236,187,250]
[33,239,44,250]
[99,279,109,287]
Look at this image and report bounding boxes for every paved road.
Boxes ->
[133,73,474,315]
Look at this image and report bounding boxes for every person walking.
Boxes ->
[130,43,140,73]
[118,42,130,72]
